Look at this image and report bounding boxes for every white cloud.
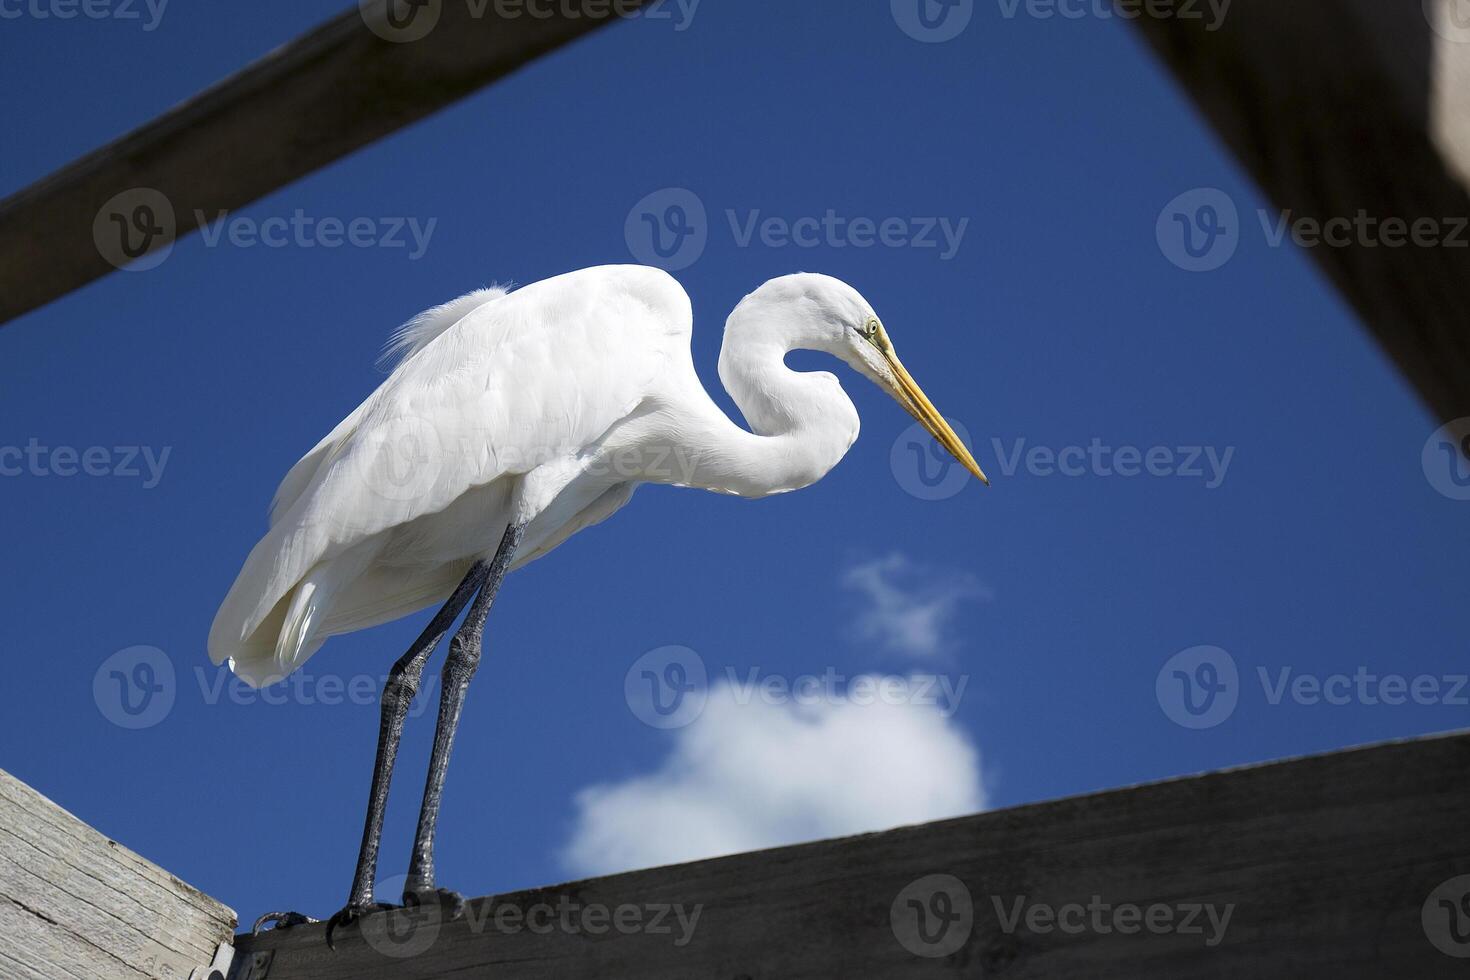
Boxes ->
[842,554,987,659]
[560,680,985,878]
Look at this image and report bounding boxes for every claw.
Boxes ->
[402,886,466,921]
[252,911,318,935]
[325,901,398,951]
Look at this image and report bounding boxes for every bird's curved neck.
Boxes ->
[681,305,859,498]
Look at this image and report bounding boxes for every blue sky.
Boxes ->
[2,0,1467,930]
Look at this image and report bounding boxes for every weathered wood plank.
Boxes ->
[0,768,236,980]
[0,0,646,327]
[232,731,1470,978]
[1130,0,1470,422]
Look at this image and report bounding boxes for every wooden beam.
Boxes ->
[1130,0,1470,422]
[0,0,645,328]
[230,732,1470,978]
[0,768,237,980]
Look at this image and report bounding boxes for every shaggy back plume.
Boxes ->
[378,285,510,368]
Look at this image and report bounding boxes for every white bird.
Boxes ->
[213,264,986,941]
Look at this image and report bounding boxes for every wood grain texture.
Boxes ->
[1129,0,1470,423]
[0,0,645,327]
[0,768,236,980]
[232,732,1470,979]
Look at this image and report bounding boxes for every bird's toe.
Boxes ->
[324,901,398,950]
[402,885,466,921]
[252,910,319,935]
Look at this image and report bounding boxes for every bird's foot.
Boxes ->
[324,901,399,950]
[402,885,466,921]
[252,910,319,935]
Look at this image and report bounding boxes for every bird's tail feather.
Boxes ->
[210,536,379,688]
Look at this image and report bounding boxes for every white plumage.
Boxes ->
[210,264,984,687]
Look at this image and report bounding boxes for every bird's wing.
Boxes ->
[266,287,510,525]
[210,266,692,670]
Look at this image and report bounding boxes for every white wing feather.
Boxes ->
[267,287,508,526]
[210,266,690,685]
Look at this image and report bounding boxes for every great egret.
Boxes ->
[213,264,986,941]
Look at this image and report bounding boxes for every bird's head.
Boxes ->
[741,272,989,485]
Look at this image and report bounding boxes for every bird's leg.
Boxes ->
[402,521,525,915]
[322,559,492,949]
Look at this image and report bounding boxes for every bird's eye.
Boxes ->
[861,319,879,339]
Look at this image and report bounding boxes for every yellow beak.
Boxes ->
[875,328,989,486]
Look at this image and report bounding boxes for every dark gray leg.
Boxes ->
[402,521,524,913]
[320,559,491,948]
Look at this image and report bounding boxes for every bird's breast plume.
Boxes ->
[378,285,510,368]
